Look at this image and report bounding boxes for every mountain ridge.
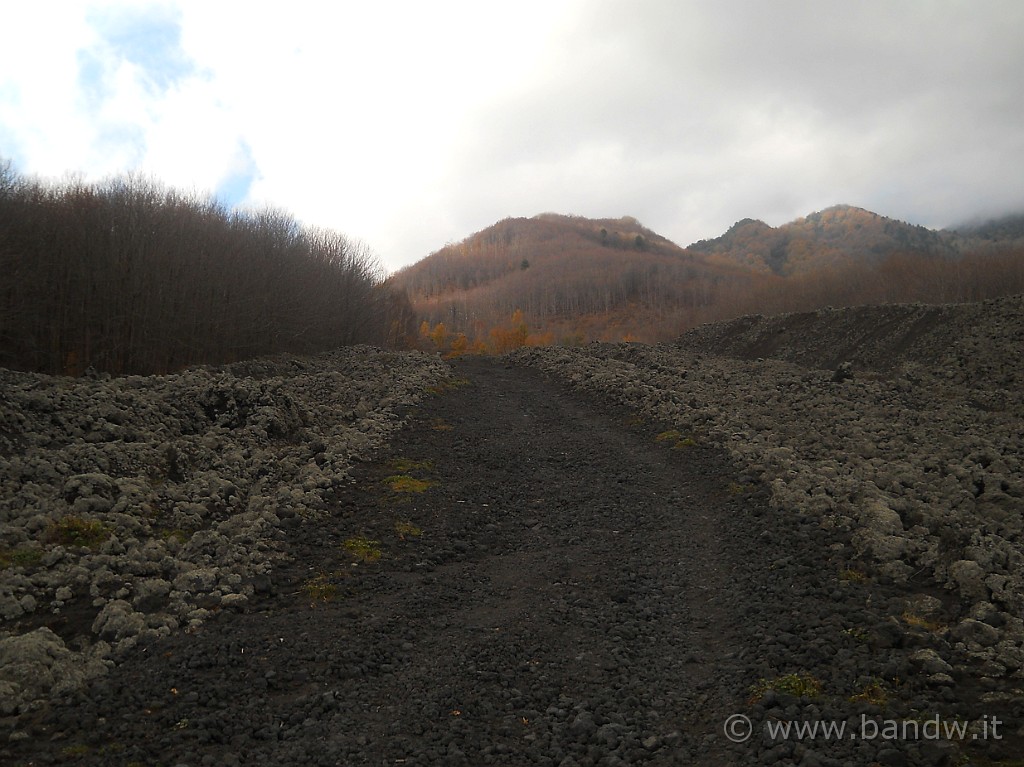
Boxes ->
[688,203,959,276]
[391,205,1024,345]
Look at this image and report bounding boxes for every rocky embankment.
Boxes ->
[0,348,449,715]
[513,294,1024,724]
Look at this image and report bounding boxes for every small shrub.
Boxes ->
[344,536,382,563]
[0,546,43,569]
[749,673,822,703]
[302,572,338,603]
[901,611,946,632]
[654,429,696,449]
[159,528,191,544]
[843,626,870,643]
[839,568,868,583]
[848,679,889,706]
[383,475,435,493]
[426,377,471,395]
[45,516,111,548]
[394,521,423,540]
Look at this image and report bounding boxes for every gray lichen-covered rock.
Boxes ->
[131,578,172,610]
[0,628,111,714]
[953,618,1002,649]
[909,648,954,676]
[949,560,990,603]
[92,599,147,641]
[0,346,451,712]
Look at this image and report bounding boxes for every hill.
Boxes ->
[676,293,1024,394]
[687,204,957,276]
[391,213,754,343]
[394,206,1024,349]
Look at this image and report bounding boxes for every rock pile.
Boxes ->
[513,295,1024,700]
[0,347,448,713]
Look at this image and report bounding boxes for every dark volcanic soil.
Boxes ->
[4,359,1014,766]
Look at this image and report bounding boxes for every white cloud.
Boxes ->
[2,0,1023,272]
[0,4,97,175]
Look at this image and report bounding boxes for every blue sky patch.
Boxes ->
[81,5,195,99]
[215,140,260,209]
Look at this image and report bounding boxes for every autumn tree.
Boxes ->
[446,333,469,358]
[429,322,450,351]
[488,309,530,353]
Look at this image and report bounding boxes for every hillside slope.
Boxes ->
[947,211,1024,249]
[390,213,752,342]
[394,206,1024,348]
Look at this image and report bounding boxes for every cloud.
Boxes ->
[438,1,1024,250]
[0,4,96,175]
[84,4,196,96]
[2,0,1022,272]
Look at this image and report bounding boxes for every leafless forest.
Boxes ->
[0,161,416,375]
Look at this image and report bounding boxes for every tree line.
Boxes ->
[0,160,416,376]
[689,247,1024,327]
[417,244,1024,349]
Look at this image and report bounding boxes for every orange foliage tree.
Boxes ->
[418,309,554,355]
[489,309,529,353]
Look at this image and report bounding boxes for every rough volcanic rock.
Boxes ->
[0,347,448,713]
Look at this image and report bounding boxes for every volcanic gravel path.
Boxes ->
[5,357,1011,766]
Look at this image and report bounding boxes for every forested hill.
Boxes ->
[390,213,753,343]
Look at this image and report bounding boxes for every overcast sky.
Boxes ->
[3,1,1023,272]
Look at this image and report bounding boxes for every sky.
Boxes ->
[2,1,1023,273]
